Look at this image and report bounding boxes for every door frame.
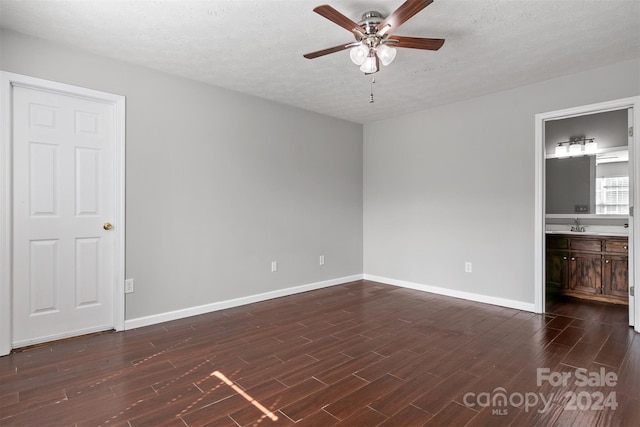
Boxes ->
[0,72,126,355]
[534,96,640,334]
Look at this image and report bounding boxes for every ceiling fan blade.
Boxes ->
[313,5,362,33]
[303,42,358,59]
[386,35,444,50]
[377,0,433,34]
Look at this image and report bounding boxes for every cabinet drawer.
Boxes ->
[570,239,602,252]
[547,236,568,249]
[605,240,629,253]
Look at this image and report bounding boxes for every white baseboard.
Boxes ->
[364,274,536,312]
[125,273,535,330]
[125,274,364,330]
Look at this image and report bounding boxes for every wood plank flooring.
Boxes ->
[1,280,638,426]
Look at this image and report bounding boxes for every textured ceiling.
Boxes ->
[1,0,639,124]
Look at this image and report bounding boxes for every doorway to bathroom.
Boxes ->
[534,96,640,333]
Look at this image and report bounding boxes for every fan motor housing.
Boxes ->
[358,11,384,35]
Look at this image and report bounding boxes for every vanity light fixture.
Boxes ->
[569,142,584,155]
[555,137,596,157]
[585,138,598,153]
[555,142,569,157]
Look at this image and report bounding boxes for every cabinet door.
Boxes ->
[569,253,602,295]
[603,255,629,300]
[546,250,569,290]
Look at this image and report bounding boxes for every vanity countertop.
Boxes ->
[545,224,628,237]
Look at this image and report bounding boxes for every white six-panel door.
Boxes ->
[11,84,118,347]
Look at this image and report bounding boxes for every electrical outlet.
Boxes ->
[125,278,134,293]
[271,261,278,272]
[319,255,325,266]
[465,262,472,273]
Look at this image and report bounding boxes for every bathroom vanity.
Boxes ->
[546,233,628,304]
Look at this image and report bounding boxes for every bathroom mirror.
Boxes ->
[545,150,629,215]
[545,109,629,217]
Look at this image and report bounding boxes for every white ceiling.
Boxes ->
[1,0,639,124]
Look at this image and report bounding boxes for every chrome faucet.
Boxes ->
[571,217,585,232]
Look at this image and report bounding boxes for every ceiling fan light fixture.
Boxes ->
[303,1,445,78]
[349,44,368,65]
[360,54,379,74]
[377,44,397,66]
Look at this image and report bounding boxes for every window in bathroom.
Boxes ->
[595,175,629,214]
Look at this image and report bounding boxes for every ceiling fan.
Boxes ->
[303,0,445,75]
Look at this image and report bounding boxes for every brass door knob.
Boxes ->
[103,222,113,230]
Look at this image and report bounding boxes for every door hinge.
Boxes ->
[630,126,634,137]
[631,286,635,297]
[631,206,634,217]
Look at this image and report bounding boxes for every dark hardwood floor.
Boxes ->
[1,280,638,426]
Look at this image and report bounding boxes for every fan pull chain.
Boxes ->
[369,78,375,103]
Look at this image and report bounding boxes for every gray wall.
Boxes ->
[1,30,364,320]
[545,109,629,155]
[363,59,639,304]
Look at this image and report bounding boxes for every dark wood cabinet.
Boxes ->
[568,252,601,295]
[546,236,568,294]
[604,255,629,299]
[545,234,628,304]
[546,250,569,292]
[603,239,630,300]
